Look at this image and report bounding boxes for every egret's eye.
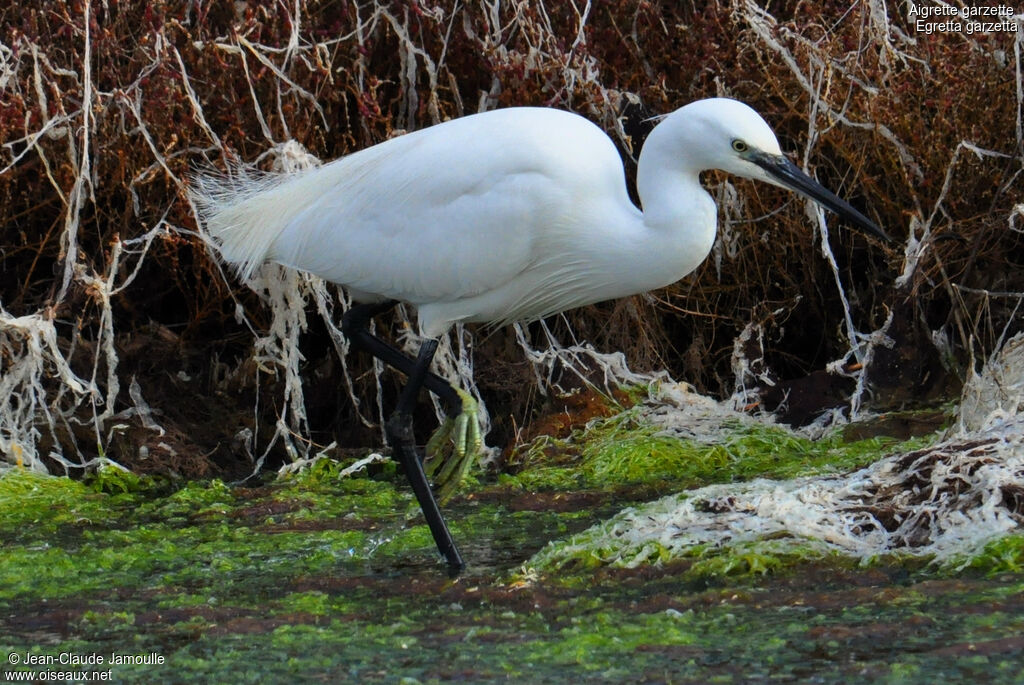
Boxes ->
[731,139,748,153]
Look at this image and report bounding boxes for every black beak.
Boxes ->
[750,152,891,243]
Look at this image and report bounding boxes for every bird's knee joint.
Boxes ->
[340,309,366,337]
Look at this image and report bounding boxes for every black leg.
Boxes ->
[342,301,461,417]
[342,302,465,572]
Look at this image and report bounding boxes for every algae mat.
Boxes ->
[1,461,1023,685]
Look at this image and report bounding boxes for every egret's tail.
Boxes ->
[189,166,308,281]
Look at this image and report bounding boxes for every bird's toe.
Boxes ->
[425,390,482,503]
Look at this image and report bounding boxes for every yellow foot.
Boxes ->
[424,388,483,503]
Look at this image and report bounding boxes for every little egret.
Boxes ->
[192,98,888,570]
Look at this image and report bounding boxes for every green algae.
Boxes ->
[683,540,821,579]
[507,404,959,582]
[964,534,1024,575]
[525,527,845,583]
[85,462,156,495]
[0,469,399,608]
[0,470,123,541]
[507,406,941,494]
[273,465,408,522]
[1,400,1021,684]
[5,560,1022,683]
[0,463,585,608]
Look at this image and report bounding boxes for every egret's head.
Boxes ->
[668,98,890,243]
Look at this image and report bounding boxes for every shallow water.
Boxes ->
[1,468,1022,684]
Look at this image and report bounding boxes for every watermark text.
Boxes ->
[908,3,1019,34]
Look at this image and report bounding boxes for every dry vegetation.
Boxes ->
[1,1,1021,477]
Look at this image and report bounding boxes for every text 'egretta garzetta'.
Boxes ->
[192,98,888,571]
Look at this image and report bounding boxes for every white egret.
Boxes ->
[192,98,888,570]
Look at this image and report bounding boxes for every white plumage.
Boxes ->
[192,98,884,336]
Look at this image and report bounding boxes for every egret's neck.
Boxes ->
[635,122,718,274]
